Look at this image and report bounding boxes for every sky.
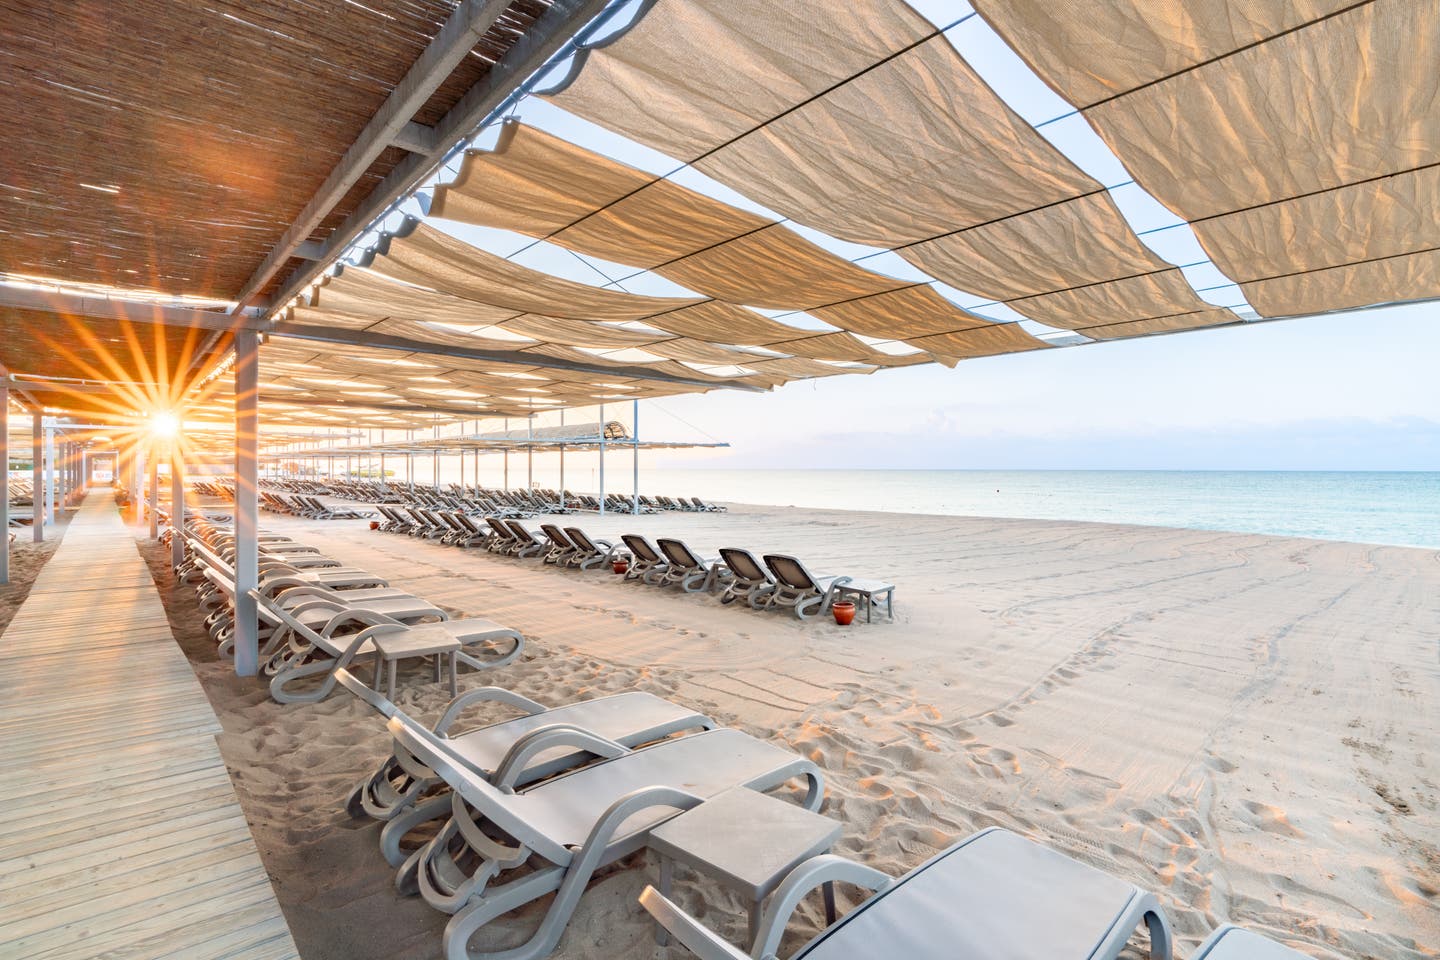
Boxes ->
[377,0,1439,474]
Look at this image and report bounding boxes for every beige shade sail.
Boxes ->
[973,0,1357,109]
[636,301,819,346]
[903,192,1175,302]
[694,35,1098,247]
[810,286,993,340]
[642,338,778,365]
[658,225,906,310]
[976,0,1440,319]
[1010,269,1230,335]
[1194,164,1440,315]
[548,0,934,162]
[498,314,673,349]
[369,223,704,322]
[1073,311,1239,341]
[310,268,521,326]
[906,323,1051,358]
[1238,249,1440,318]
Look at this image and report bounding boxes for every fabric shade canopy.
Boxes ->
[973,0,1440,317]
[541,0,1241,342]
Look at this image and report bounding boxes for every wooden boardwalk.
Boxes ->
[0,491,299,960]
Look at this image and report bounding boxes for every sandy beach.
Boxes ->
[141,503,1439,960]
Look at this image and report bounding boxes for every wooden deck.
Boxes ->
[0,491,299,959]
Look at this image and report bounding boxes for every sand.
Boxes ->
[141,503,1439,960]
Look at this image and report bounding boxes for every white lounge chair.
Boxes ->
[388,715,824,960]
[641,826,1172,960]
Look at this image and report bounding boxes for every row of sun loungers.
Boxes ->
[160,517,1300,960]
[260,490,375,519]
[172,518,522,703]
[329,670,1301,960]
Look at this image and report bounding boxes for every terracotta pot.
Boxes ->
[613,560,629,575]
[368,520,381,531]
[832,601,857,626]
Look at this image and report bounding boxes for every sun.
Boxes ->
[150,410,180,437]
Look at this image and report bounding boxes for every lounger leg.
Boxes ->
[383,793,454,869]
[449,651,458,697]
[1145,908,1174,960]
[655,855,673,946]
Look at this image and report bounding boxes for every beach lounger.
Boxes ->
[1191,925,1309,960]
[620,534,669,583]
[538,524,578,566]
[484,516,520,553]
[640,826,1172,960]
[504,519,548,559]
[563,527,621,570]
[389,717,823,960]
[761,554,851,620]
[344,685,715,838]
[717,547,776,607]
[656,538,732,593]
[254,590,523,704]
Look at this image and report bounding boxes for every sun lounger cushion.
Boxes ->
[1193,926,1309,960]
[800,828,1155,960]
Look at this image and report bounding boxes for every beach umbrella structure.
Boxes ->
[0,0,1435,956]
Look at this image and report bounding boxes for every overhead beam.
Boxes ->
[230,0,524,311]
[270,396,517,419]
[259,0,614,313]
[269,322,765,392]
[392,121,440,154]
[0,284,262,332]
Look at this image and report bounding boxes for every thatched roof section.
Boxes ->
[0,0,549,301]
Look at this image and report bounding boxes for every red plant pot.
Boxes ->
[368,520,381,531]
[613,560,629,575]
[832,601,857,626]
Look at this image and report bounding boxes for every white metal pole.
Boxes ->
[632,400,640,515]
[598,403,606,516]
[170,434,185,568]
[44,423,55,524]
[234,329,261,677]
[148,452,159,540]
[31,412,43,542]
[558,408,565,512]
[0,387,9,582]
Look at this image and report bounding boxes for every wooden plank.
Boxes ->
[0,491,298,960]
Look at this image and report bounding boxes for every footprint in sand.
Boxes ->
[1240,799,1305,837]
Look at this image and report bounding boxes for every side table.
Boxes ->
[648,786,842,948]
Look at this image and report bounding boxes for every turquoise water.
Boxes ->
[642,470,1440,550]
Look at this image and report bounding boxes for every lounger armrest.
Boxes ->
[319,610,404,638]
[491,723,631,791]
[258,576,314,599]
[752,855,894,960]
[434,686,548,734]
[334,667,396,717]
[638,887,750,960]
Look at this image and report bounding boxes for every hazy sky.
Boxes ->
[638,301,1440,471]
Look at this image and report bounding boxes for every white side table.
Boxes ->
[369,623,460,699]
[648,787,842,948]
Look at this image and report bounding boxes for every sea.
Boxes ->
[635,469,1440,550]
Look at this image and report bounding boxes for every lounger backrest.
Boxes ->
[540,524,572,549]
[505,519,537,544]
[565,527,599,554]
[247,589,337,652]
[386,712,573,864]
[486,517,514,540]
[656,538,702,569]
[622,534,663,564]
[763,554,819,591]
[719,547,769,583]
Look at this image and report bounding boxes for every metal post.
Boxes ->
[234,328,261,677]
[148,453,159,540]
[558,409,565,513]
[170,434,185,568]
[131,443,144,525]
[44,421,55,526]
[503,417,509,490]
[598,403,606,516]
[32,411,43,542]
[633,399,640,515]
[526,416,533,491]
[0,386,9,583]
